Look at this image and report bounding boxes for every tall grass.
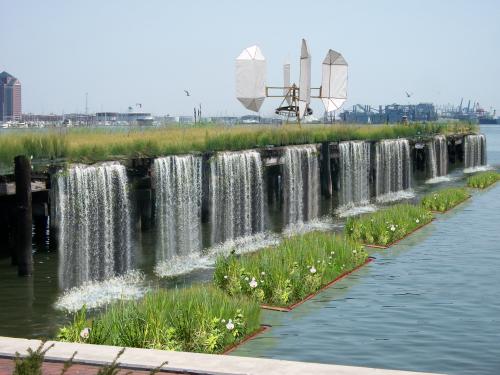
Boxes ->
[421,187,470,212]
[56,285,260,354]
[0,122,476,168]
[346,204,433,246]
[467,171,500,189]
[213,232,368,307]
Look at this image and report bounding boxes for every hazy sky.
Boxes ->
[1,0,499,117]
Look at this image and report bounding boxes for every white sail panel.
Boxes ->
[283,62,291,105]
[299,39,311,118]
[235,45,266,112]
[321,49,348,112]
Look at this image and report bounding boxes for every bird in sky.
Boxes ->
[405,91,413,98]
[184,90,190,96]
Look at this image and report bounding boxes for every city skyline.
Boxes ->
[1,0,499,116]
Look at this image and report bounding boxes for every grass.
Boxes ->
[213,232,368,308]
[345,204,434,247]
[55,284,260,354]
[466,171,500,189]
[0,122,476,169]
[421,187,471,212]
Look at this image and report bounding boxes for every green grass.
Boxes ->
[421,187,471,212]
[345,204,434,246]
[213,232,368,307]
[0,122,476,169]
[55,285,260,354]
[466,171,500,189]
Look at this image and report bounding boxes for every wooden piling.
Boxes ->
[14,155,33,276]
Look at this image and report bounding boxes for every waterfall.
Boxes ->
[153,156,202,262]
[283,145,320,224]
[53,162,132,290]
[427,135,448,178]
[375,139,412,200]
[464,134,487,169]
[338,141,371,206]
[210,151,264,244]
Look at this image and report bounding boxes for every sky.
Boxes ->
[1,0,499,117]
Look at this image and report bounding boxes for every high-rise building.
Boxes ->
[0,71,22,122]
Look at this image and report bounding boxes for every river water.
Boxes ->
[0,126,498,375]
[232,125,500,375]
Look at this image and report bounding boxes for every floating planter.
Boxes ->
[421,187,471,214]
[346,204,434,248]
[55,285,262,355]
[222,324,272,354]
[214,232,369,311]
[467,171,500,189]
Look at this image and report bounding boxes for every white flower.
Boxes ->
[353,249,357,254]
[416,219,420,223]
[330,251,335,255]
[249,277,258,288]
[244,277,249,281]
[309,266,317,274]
[221,319,226,323]
[226,319,235,331]
[261,271,265,276]
[317,260,321,263]
[80,327,90,339]
[223,275,228,279]
[390,225,396,232]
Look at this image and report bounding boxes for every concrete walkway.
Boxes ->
[0,337,443,375]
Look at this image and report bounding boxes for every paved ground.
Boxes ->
[0,357,177,375]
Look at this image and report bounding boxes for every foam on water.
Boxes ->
[376,189,415,203]
[425,176,453,184]
[283,216,339,237]
[55,270,147,312]
[155,232,280,278]
[464,165,494,174]
[335,204,378,218]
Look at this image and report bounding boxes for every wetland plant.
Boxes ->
[213,232,368,307]
[345,204,433,246]
[56,285,260,354]
[421,187,471,212]
[467,171,500,189]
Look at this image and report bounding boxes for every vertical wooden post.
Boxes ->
[320,142,332,198]
[14,155,33,276]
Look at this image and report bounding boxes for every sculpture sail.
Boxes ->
[321,49,348,112]
[235,45,267,112]
[298,39,311,118]
[284,61,291,105]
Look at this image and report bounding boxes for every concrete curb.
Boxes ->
[0,336,444,375]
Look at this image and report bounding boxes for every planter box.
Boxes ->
[362,219,435,249]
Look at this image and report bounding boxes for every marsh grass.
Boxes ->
[421,187,471,212]
[0,122,476,168]
[56,285,260,354]
[213,232,368,307]
[345,204,433,247]
[467,171,500,189]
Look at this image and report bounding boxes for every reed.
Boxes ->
[0,122,476,168]
[56,285,260,354]
[213,232,368,307]
[466,171,500,189]
[421,187,470,212]
[345,204,433,246]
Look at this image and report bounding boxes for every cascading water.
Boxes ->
[210,151,264,244]
[464,134,487,169]
[427,135,448,179]
[52,162,132,290]
[153,156,202,262]
[338,141,371,206]
[283,145,320,224]
[375,139,412,201]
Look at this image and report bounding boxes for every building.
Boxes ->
[0,71,22,122]
[341,103,438,124]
